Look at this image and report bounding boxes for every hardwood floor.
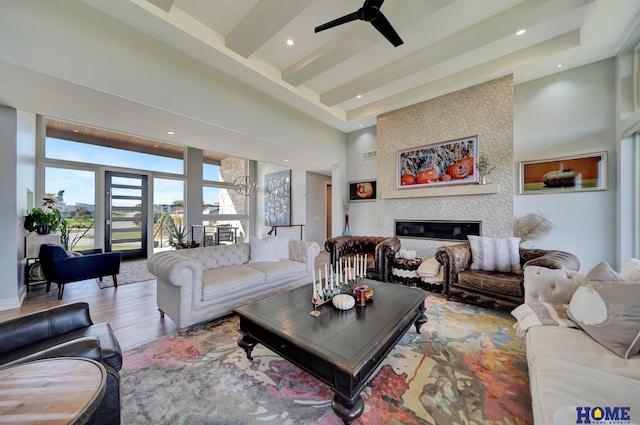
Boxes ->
[0,278,177,351]
[0,251,331,351]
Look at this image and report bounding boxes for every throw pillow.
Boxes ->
[584,261,626,282]
[468,235,522,274]
[511,302,578,337]
[567,282,640,359]
[263,235,290,260]
[523,266,585,305]
[621,258,640,282]
[249,236,280,263]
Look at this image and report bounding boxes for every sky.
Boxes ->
[45,138,220,206]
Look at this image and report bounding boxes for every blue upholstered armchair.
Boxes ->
[38,243,122,300]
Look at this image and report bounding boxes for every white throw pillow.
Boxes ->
[262,235,290,260]
[468,235,522,274]
[621,258,640,282]
[249,236,280,263]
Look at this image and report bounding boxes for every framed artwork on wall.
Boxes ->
[397,136,478,189]
[264,170,291,225]
[519,151,607,194]
[349,180,376,201]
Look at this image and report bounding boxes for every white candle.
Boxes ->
[364,254,367,277]
[313,268,316,294]
[325,263,328,287]
[355,255,359,277]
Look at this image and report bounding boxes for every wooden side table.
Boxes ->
[0,358,107,425]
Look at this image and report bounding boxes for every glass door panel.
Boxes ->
[105,171,148,260]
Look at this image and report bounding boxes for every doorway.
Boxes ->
[105,171,148,260]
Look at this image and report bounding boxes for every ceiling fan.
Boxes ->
[314,0,404,47]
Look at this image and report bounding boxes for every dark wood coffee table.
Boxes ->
[236,279,427,424]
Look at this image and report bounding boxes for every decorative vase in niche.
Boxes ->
[343,214,351,236]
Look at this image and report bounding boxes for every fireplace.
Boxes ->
[394,220,481,241]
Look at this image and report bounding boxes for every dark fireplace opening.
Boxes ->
[395,220,481,241]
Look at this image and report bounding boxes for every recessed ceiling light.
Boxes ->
[286,39,294,46]
[516,29,526,36]
[284,159,289,162]
[356,94,362,99]
[557,64,563,68]
[72,129,80,133]
[166,131,175,135]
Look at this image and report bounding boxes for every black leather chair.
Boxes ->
[38,244,122,300]
[324,235,401,282]
[0,302,122,425]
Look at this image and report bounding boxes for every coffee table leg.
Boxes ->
[414,313,428,334]
[237,334,257,360]
[331,393,364,425]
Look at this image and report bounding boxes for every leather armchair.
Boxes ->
[0,302,122,425]
[435,242,580,311]
[39,243,122,300]
[324,236,401,282]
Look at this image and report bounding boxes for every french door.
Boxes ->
[105,171,148,260]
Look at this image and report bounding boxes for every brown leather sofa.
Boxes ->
[0,302,122,424]
[435,242,580,311]
[324,235,401,282]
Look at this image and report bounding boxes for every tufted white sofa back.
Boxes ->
[175,243,251,270]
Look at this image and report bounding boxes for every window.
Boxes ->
[44,167,96,251]
[203,163,221,181]
[203,187,246,215]
[45,137,184,174]
[153,178,185,249]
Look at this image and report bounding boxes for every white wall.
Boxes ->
[345,127,378,236]
[255,163,307,239]
[0,107,36,309]
[514,59,617,271]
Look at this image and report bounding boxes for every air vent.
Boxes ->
[362,150,377,160]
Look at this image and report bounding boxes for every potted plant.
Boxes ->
[166,214,198,249]
[476,155,496,184]
[24,198,62,234]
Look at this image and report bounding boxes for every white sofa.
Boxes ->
[521,259,640,425]
[147,239,320,330]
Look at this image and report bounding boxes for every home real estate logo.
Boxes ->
[576,406,631,424]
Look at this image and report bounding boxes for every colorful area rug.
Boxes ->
[98,259,155,288]
[121,294,532,424]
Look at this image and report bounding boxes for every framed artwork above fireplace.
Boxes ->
[398,136,478,189]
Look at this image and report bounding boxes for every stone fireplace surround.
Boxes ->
[376,76,514,259]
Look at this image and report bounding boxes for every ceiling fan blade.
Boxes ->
[371,13,403,46]
[363,0,385,9]
[315,11,360,33]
